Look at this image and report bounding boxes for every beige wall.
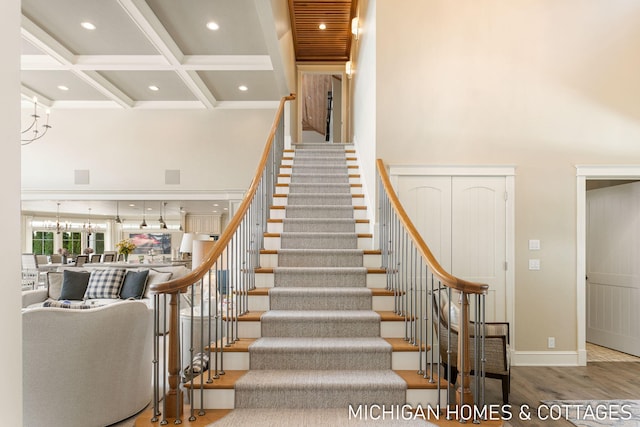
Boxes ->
[22,108,276,195]
[2,0,23,422]
[370,0,640,361]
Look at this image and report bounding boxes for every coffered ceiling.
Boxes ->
[20,0,357,111]
[20,0,292,110]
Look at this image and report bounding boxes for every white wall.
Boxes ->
[352,0,377,223]
[372,0,640,362]
[2,0,23,423]
[21,108,276,195]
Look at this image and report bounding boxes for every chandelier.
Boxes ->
[83,208,96,236]
[46,202,70,234]
[21,97,52,146]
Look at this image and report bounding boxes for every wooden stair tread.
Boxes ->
[222,311,264,321]
[378,311,415,321]
[277,173,361,178]
[384,337,427,351]
[185,370,248,389]
[205,338,256,352]
[134,406,231,426]
[394,370,449,389]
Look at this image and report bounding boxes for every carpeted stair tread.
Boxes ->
[260,310,381,337]
[282,218,356,232]
[284,205,355,218]
[273,267,367,287]
[288,183,352,194]
[279,232,358,249]
[285,193,354,206]
[290,173,350,184]
[248,337,392,370]
[234,370,407,408]
[269,287,372,310]
[278,248,364,267]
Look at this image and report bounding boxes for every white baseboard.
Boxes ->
[511,350,580,366]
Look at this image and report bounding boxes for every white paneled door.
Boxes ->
[397,176,507,322]
[586,182,640,357]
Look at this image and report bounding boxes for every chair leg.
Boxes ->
[501,374,510,405]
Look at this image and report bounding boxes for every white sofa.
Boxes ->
[23,300,153,427]
[22,264,190,307]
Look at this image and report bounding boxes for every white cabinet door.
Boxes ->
[397,175,507,321]
[451,177,507,322]
[586,182,640,357]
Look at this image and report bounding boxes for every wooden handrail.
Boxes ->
[376,158,488,295]
[150,93,296,296]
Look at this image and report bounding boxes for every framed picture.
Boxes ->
[129,233,172,254]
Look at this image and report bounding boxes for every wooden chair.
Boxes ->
[90,254,102,263]
[74,255,88,267]
[432,288,510,404]
[49,254,63,264]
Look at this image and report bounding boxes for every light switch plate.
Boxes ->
[529,259,541,270]
[529,239,541,250]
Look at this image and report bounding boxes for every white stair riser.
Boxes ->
[392,351,423,371]
[405,389,448,409]
[263,236,373,250]
[191,389,235,409]
[372,295,395,311]
[259,252,380,267]
[254,272,386,288]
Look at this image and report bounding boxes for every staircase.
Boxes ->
[187,144,447,417]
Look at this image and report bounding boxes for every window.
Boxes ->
[62,232,82,256]
[32,231,54,255]
[94,232,105,254]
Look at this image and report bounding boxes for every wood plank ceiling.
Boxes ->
[289,0,358,62]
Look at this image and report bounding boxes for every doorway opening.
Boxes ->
[297,65,348,144]
[576,165,640,365]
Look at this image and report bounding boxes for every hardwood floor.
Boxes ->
[120,361,640,427]
[483,362,640,427]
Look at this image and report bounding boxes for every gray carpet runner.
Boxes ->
[233,143,407,411]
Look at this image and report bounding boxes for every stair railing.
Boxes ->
[147,94,295,424]
[376,159,489,421]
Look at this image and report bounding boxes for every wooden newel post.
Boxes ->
[456,292,474,409]
[165,292,183,418]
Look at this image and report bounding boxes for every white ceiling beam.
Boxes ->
[182,55,273,71]
[21,16,135,108]
[118,0,217,109]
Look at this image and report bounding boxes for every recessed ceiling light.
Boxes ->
[319,23,327,30]
[57,85,69,91]
[81,22,96,30]
[148,85,159,91]
[206,21,220,31]
[129,204,136,207]
[238,85,248,91]
[213,203,219,207]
